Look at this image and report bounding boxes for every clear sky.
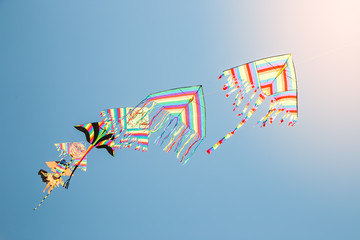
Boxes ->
[0,0,359,239]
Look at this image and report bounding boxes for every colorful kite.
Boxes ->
[54,142,87,171]
[64,121,117,186]
[102,86,206,163]
[207,54,298,153]
[100,107,150,152]
[74,121,116,157]
[34,122,116,210]
[35,159,74,210]
[38,161,73,194]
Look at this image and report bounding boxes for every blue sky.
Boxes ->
[0,1,359,239]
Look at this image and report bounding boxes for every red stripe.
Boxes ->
[148,91,202,136]
[231,68,236,78]
[261,83,274,95]
[257,65,283,73]
[127,133,149,137]
[246,64,254,86]
[195,96,201,136]
[282,67,288,91]
[274,95,297,101]
[167,128,187,152]
[163,105,191,127]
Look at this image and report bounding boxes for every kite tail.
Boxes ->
[206,127,239,154]
[163,125,184,152]
[238,88,257,116]
[165,127,186,152]
[155,116,175,144]
[267,107,284,126]
[176,133,195,158]
[144,101,203,162]
[160,118,179,145]
[257,99,277,126]
[34,190,53,211]
[233,88,245,111]
[207,93,266,154]
[225,85,240,98]
[287,114,297,126]
[181,136,203,164]
[174,128,191,152]
[279,111,290,124]
[279,110,297,126]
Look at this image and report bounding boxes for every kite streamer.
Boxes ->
[207,54,298,153]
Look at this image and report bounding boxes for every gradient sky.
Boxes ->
[0,1,359,239]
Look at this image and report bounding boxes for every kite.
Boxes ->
[34,142,88,210]
[54,142,88,171]
[38,160,73,194]
[35,86,205,210]
[34,123,116,210]
[207,54,298,154]
[100,107,150,152]
[102,86,206,163]
[35,159,74,210]
[38,159,71,194]
[64,121,117,187]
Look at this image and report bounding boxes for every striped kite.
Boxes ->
[102,85,206,163]
[54,142,88,171]
[207,54,298,154]
[101,107,150,152]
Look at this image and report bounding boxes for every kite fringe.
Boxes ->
[131,99,202,161]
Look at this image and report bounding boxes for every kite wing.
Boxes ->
[207,54,298,153]
[45,161,73,176]
[45,161,58,172]
[104,85,206,163]
[74,121,116,156]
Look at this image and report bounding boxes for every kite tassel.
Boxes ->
[181,138,203,164]
[176,133,195,158]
